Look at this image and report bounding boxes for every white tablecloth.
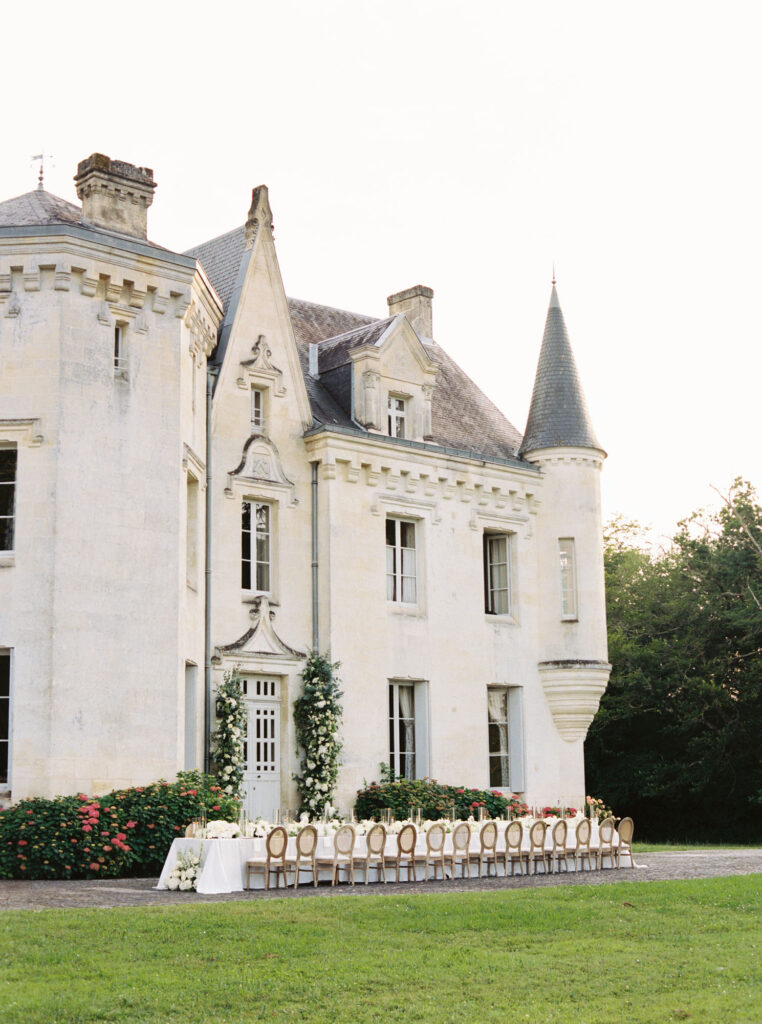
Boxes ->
[156,821,630,894]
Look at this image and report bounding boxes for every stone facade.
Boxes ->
[0,154,610,813]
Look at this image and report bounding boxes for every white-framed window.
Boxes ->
[242,501,272,592]
[387,395,407,438]
[484,533,511,615]
[251,387,265,433]
[114,324,127,376]
[559,537,577,620]
[386,517,417,603]
[186,474,200,589]
[0,447,17,554]
[184,663,198,771]
[388,680,428,780]
[487,686,524,791]
[1,651,10,786]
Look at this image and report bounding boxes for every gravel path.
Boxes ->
[1,849,760,911]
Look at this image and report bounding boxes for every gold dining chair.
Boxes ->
[316,824,357,885]
[355,823,387,884]
[477,821,499,878]
[551,819,570,873]
[422,823,447,881]
[384,823,418,882]
[528,820,552,875]
[615,817,635,868]
[573,818,595,872]
[597,816,616,869]
[502,820,529,876]
[245,825,289,890]
[446,822,473,879]
[284,824,319,888]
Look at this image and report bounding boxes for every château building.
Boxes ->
[0,154,610,815]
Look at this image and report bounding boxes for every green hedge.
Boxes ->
[0,771,237,880]
[354,778,529,821]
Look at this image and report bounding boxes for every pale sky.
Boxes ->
[3,1,760,542]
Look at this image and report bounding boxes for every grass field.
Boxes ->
[2,875,761,1024]
[633,842,758,852]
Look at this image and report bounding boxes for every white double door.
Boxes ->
[241,676,281,821]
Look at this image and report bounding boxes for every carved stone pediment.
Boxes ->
[236,333,286,395]
[213,596,305,663]
[225,435,295,500]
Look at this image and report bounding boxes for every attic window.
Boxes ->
[251,387,265,433]
[114,324,127,378]
[388,396,406,439]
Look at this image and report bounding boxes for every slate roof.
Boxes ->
[186,224,527,462]
[185,226,246,312]
[0,189,82,227]
[520,286,602,455]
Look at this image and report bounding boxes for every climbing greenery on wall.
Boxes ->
[293,652,343,817]
[211,668,247,801]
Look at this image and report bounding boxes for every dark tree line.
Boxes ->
[585,479,762,841]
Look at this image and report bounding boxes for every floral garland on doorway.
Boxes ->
[293,653,343,817]
[211,668,247,800]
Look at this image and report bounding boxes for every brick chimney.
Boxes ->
[74,153,156,239]
[387,285,433,340]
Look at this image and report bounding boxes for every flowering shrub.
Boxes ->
[354,777,529,821]
[166,849,201,891]
[0,771,236,880]
[211,668,247,800]
[293,652,343,817]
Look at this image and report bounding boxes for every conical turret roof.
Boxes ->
[0,188,81,227]
[520,285,602,456]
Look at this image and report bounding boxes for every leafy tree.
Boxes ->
[585,480,762,841]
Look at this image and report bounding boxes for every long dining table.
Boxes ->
[156,819,629,894]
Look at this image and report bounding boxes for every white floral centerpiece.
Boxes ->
[201,819,241,840]
[166,850,201,891]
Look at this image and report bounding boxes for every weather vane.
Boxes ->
[31,153,53,191]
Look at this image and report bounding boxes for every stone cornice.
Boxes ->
[523,446,606,470]
[305,430,541,522]
[0,222,195,268]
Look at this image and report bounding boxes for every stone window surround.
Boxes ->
[0,419,44,569]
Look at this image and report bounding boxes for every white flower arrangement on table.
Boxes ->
[421,818,453,834]
[245,818,270,838]
[201,819,242,840]
[166,850,201,891]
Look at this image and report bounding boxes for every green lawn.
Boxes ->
[633,842,758,852]
[2,875,761,1023]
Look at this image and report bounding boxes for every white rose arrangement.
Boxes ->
[293,653,343,818]
[211,669,247,800]
[166,850,201,891]
[201,819,241,840]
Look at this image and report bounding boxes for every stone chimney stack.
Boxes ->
[387,285,434,340]
[75,153,156,239]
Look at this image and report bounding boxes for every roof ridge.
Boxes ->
[286,295,377,323]
[316,315,393,348]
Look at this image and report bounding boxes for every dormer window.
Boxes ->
[251,387,265,433]
[388,396,406,438]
